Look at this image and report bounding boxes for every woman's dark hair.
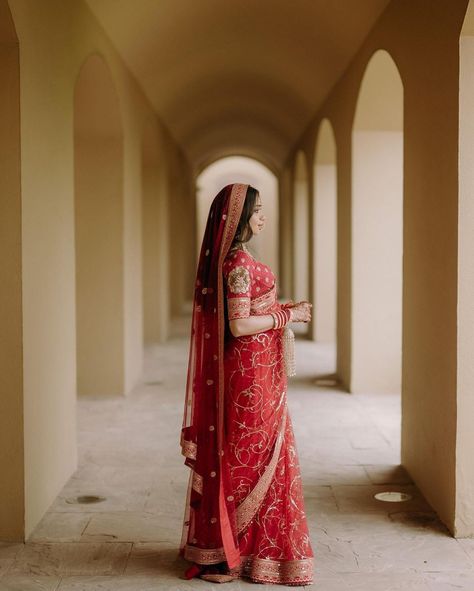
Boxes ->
[232,185,259,245]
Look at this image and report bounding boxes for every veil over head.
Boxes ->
[179,182,250,568]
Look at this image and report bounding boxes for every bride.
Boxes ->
[179,183,314,585]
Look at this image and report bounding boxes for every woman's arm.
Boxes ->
[229,314,277,337]
[229,301,312,337]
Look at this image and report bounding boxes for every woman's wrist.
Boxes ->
[271,308,291,329]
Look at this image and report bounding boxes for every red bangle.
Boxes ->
[271,308,291,329]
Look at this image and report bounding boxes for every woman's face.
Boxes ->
[249,194,266,235]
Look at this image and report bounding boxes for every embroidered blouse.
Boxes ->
[223,248,276,321]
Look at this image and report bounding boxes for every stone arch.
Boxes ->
[313,119,337,343]
[74,53,124,396]
[197,151,279,179]
[351,49,404,394]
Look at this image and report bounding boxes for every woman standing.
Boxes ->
[179,183,314,585]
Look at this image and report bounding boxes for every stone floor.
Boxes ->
[1,316,474,590]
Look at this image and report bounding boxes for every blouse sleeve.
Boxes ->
[224,256,254,321]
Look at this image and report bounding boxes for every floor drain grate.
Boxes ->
[374,491,412,502]
[65,495,106,504]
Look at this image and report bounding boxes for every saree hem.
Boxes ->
[180,548,314,586]
[182,543,228,565]
[231,555,314,586]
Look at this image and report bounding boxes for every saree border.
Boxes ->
[180,431,197,460]
[216,183,249,569]
[192,470,203,494]
[183,543,227,565]
[235,555,314,585]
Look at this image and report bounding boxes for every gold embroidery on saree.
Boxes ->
[183,543,227,564]
[227,266,251,294]
[237,555,314,585]
[236,405,288,534]
[192,470,203,494]
[180,432,197,460]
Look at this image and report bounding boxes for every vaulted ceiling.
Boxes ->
[85,0,391,173]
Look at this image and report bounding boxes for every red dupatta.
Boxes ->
[179,183,249,569]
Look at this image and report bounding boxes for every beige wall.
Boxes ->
[293,151,309,305]
[3,0,191,540]
[0,0,23,541]
[142,117,172,343]
[352,130,403,393]
[313,120,337,343]
[278,168,293,300]
[169,149,196,316]
[285,0,469,533]
[457,1,474,537]
[74,55,124,397]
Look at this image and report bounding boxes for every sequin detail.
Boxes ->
[227,266,251,294]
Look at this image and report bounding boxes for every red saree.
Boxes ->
[179,183,314,585]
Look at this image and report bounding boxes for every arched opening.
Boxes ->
[457,2,474,536]
[74,54,124,396]
[313,119,337,343]
[351,49,404,394]
[293,151,309,335]
[0,0,22,541]
[196,156,278,271]
[141,120,169,344]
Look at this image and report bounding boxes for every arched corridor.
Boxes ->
[2,0,474,588]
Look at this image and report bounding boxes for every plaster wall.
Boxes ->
[142,120,171,343]
[0,0,23,541]
[278,168,293,300]
[313,119,337,344]
[352,130,403,393]
[293,153,309,304]
[456,3,474,536]
[313,164,337,343]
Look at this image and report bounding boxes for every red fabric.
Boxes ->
[179,183,248,569]
[179,183,314,584]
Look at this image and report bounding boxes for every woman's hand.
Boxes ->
[288,301,312,323]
